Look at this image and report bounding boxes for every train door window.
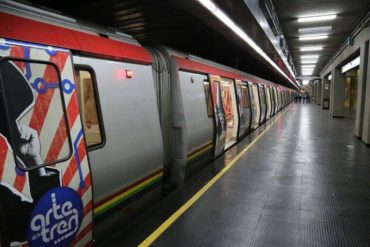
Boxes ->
[203,80,213,117]
[74,67,104,148]
[237,84,244,108]
[0,58,72,170]
[242,84,250,108]
[220,78,238,148]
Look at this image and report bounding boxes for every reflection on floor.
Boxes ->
[225,126,236,149]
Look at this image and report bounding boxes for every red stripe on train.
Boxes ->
[83,200,93,217]
[16,52,69,192]
[45,93,79,163]
[13,174,26,191]
[78,174,92,197]
[62,140,86,187]
[0,137,8,179]
[29,52,69,133]
[0,13,152,64]
[10,46,25,71]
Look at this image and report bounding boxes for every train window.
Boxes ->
[242,85,250,108]
[203,80,213,117]
[74,67,104,148]
[0,57,72,170]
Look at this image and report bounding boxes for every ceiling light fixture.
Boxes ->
[301,55,320,59]
[301,60,318,64]
[302,71,313,75]
[197,0,298,88]
[300,46,323,51]
[301,65,315,68]
[299,35,328,41]
[301,68,314,71]
[298,14,337,23]
[299,26,332,34]
[341,56,360,73]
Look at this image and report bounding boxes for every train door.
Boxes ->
[220,78,238,149]
[269,87,275,116]
[279,90,282,110]
[251,83,260,129]
[274,88,279,112]
[235,80,251,138]
[265,87,271,120]
[0,40,93,246]
[258,85,266,124]
[209,75,227,157]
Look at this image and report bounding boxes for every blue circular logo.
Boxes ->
[27,187,83,247]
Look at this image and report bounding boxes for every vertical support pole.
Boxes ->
[329,68,345,117]
[316,81,322,105]
[362,42,370,145]
[355,42,369,138]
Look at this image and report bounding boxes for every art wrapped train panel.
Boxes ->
[0,39,93,246]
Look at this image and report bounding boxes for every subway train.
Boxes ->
[0,1,294,246]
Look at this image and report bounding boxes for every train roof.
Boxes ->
[0,0,152,64]
[162,47,292,90]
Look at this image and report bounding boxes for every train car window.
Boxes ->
[0,58,72,170]
[203,80,213,117]
[74,67,104,148]
[242,85,250,108]
[260,86,266,105]
[237,84,244,108]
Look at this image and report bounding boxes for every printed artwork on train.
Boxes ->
[0,40,93,247]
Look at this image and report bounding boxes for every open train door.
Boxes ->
[0,40,93,246]
[209,75,227,158]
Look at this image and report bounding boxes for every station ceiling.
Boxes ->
[27,0,370,88]
[273,0,370,78]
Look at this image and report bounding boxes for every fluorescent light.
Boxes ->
[301,65,315,68]
[341,56,360,73]
[299,26,332,34]
[302,71,313,75]
[197,0,298,88]
[299,35,328,41]
[301,60,318,64]
[301,55,320,59]
[298,14,337,23]
[300,46,323,51]
[302,80,309,85]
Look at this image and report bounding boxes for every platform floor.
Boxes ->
[102,104,370,247]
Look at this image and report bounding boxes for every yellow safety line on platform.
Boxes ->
[139,109,288,247]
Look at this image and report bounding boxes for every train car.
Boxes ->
[150,47,294,186]
[0,1,295,246]
[0,2,164,245]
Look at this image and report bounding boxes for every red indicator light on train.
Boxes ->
[126,70,133,79]
[116,69,126,80]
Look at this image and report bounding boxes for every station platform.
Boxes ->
[100,104,370,247]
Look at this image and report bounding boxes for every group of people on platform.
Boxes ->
[295,92,311,104]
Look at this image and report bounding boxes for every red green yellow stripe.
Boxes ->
[187,141,213,161]
[94,170,163,218]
